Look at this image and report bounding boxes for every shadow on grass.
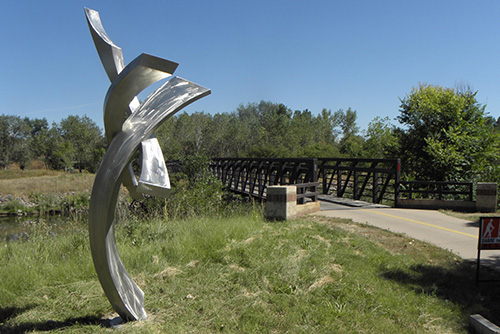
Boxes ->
[0,306,33,324]
[0,308,116,333]
[381,258,500,326]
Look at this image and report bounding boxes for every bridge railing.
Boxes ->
[296,182,319,204]
[211,157,401,205]
[211,157,486,209]
[211,158,318,202]
[398,181,473,201]
[317,158,401,205]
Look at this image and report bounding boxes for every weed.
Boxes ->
[0,199,28,214]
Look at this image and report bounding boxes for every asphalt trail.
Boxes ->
[315,201,500,266]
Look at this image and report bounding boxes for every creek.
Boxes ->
[0,214,88,242]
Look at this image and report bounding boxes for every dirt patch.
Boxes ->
[308,276,335,290]
[312,234,331,247]
[228,264,246,272]
[155,267,183,280]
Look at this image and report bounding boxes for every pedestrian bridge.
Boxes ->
[211,157,484,211]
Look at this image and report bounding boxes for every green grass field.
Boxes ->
[1,212,499,333]
[1,169,499,333]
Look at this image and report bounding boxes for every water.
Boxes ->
[0,214,88,242]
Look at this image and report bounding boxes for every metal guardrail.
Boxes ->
[317,158,401,205]
[295,182,319,204]
[211,157,399,205]
[211,157,480,208]
[399,181,473,201]
[211,158,317,202]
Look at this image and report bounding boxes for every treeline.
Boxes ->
[155,102,385,159]
[155,84,500,183]
[2,84,500,184]
[0,115,105,172]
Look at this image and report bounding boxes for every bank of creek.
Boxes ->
[0,191,91,242]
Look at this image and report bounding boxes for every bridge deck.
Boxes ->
[318,194,388,208]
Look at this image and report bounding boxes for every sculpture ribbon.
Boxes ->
[85,8,210,321]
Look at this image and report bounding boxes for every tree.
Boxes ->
[41,125,74,170]
[153,101,360,160]
[294,108,340,157]
[363,116,399,158]
[396,84,500,182]
[60,115,104,172]
[27,118,49,165]
[333,108,363,157]
[0,115,32,169]
[334,108,359,139]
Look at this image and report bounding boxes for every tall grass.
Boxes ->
[2,212,497,333]
[1,164,498,332]
[0,171,95,198]
[0,217,107,322]
[0,169,61,180]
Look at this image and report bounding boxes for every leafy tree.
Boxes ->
[234,101,292,157]
[332,108,363,157]
[288,109,336,155]
[315,108,340,145]
[340,134,365,157]
[88,146,106,173]
[485,116,500,134]
[334,108,359,139]
[260,103,292,147]
[0,115,32,169]
[27,118,49,164]
[154,101,358,160]
[42,125,75,170]
[363,116,399,158]
[292,108,340,157]
[208,113,238,157]
[60,115,104,172]
[396,84,500,182]
[155,117,183,160]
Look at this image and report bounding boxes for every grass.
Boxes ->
[440,209,500,222]
[0,169,95,215]
[1,212,499,333]
[1,169,498,332]
[0,169,61,180]
[0,170,95,198]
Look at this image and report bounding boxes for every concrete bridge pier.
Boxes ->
[265,185,320,220]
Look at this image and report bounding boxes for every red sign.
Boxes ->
[479,217,500,249]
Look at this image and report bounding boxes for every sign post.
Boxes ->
[476,217,500,285]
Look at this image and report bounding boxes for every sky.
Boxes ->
[2,1,500,132]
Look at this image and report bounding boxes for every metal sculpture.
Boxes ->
[85,7,210,321]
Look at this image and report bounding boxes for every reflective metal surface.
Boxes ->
[103,53,178,143]
[85,7,176,200]
[137,138,171,197]
[85,8,210,321]
[84,8,124,81]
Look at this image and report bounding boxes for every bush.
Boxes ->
[128,155,254,220]
[31,193,60,214]
[60,192,90,213]
[0,199,28,214]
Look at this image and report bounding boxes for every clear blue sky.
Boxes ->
[2,1,500,132]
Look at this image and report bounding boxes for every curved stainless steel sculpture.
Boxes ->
[85,8,210,321]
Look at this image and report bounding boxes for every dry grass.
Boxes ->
[0,169,61,180]
[0,171,95,197]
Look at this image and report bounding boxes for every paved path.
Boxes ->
[314,200,500,266]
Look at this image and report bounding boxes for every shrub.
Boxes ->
[0,199,27,214]
[128,154,253,220]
